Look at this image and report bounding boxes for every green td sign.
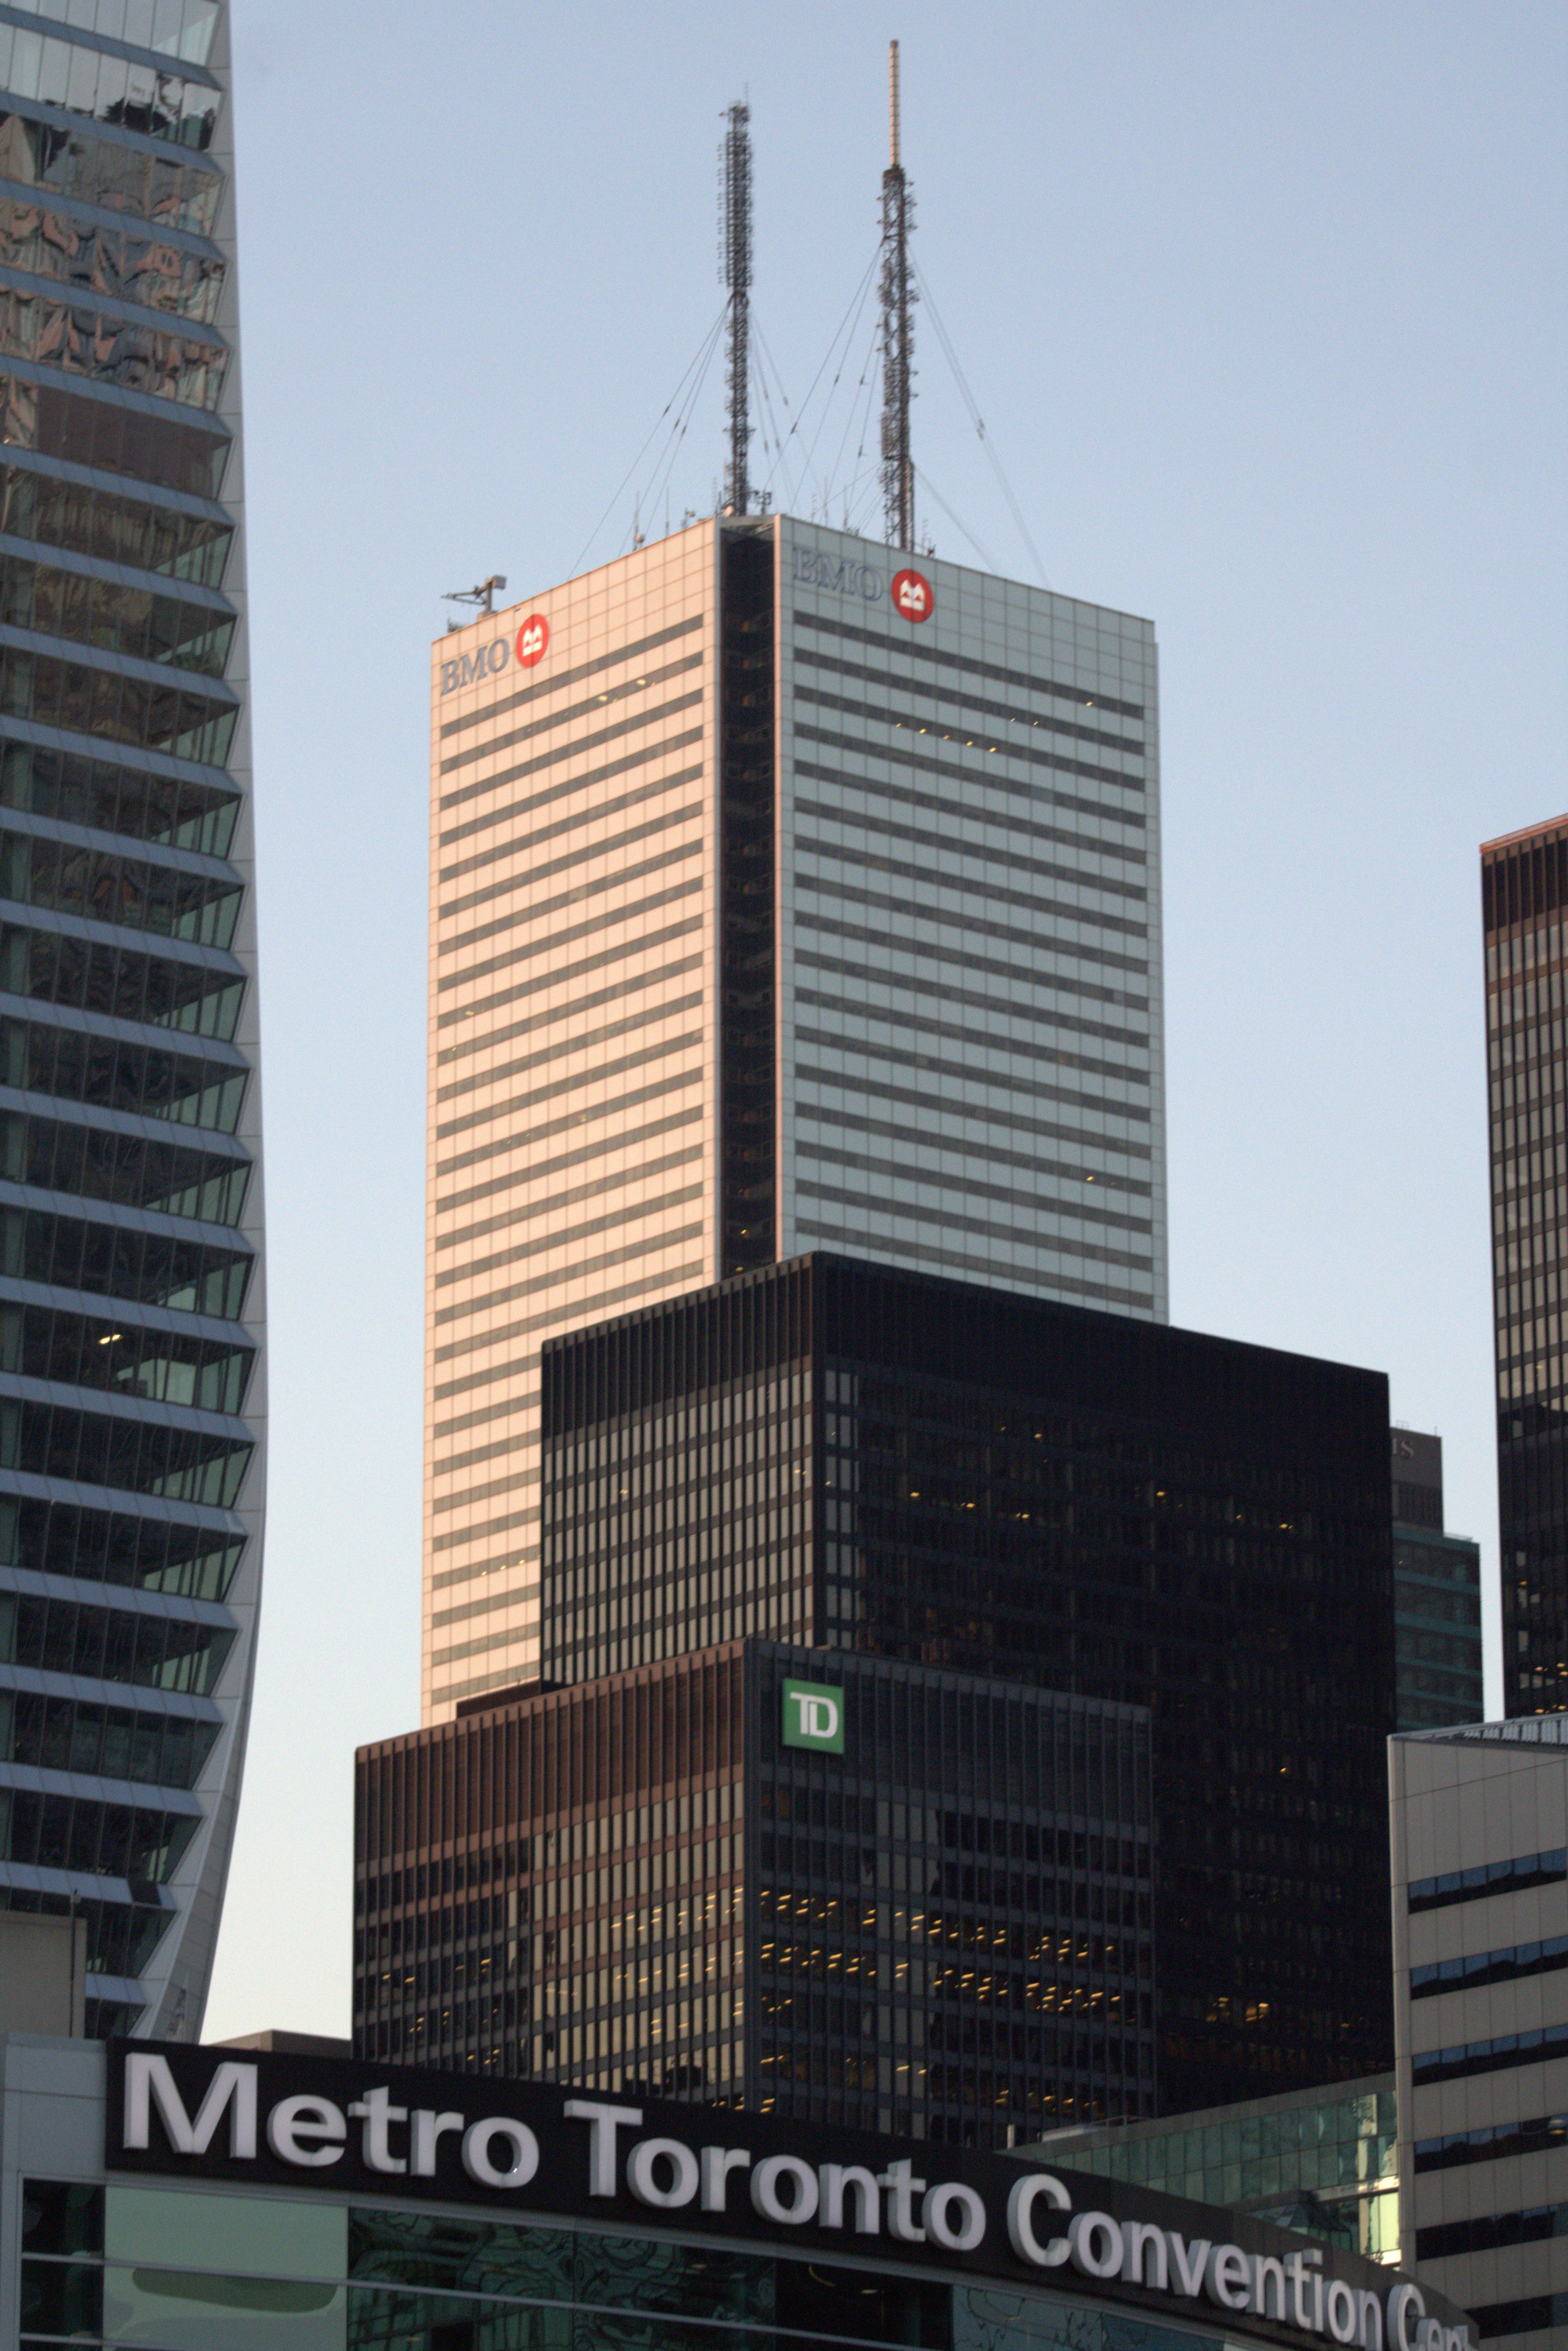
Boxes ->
[782,1679,845,1753]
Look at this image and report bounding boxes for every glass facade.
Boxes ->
[1388,1432,1482,1732]
[1482,819,1568,1718]
[1393,1529,1482,1732]
[353,1641,1155,2147]
[16,2175,1368,2351]
[1026,2079,1401,2269]
[778,526,1165,1326]
[539,1253,1398,2114]
[0,0,263,2037]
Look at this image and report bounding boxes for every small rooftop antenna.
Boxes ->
[443,574,507,616]
[721,99,753,515]
[879,40,915,551]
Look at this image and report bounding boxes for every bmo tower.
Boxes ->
[425,521,1163,1719]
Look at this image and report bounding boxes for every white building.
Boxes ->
[425,519,1164,1720]
[1391,1716,1568,2347]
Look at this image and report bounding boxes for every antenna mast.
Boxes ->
[722,100,753,515]
[879,41,915,550]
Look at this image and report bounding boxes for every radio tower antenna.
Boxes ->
[879,41,915,550]
[722,99,753,515]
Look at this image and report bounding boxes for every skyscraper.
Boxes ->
[535,1251,1399,2111]
[0,0,264,2039]
[426,517,1163,1719]
[1482,817,1567,1718]
[1390,1431,1482,1732]
[355,1639,1157,2142]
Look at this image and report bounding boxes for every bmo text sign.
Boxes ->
[440,614,549,696]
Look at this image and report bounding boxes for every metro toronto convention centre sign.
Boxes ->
[108,2044,1468,2351]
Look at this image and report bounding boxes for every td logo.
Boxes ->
[890,567,934,623]
[516,614,549,668]
[782,1679,845,1753]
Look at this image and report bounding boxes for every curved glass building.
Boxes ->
[0,0,263,2040]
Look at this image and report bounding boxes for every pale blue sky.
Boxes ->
[203,0,1568,2040]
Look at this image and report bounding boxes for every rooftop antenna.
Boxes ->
[721,99,752,515]
[879,40,915,551]
[443,574,507,617]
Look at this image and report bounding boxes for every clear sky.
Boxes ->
[202,0,1568,2041]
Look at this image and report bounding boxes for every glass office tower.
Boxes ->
[427,519,1163,1720]
[355,1639,1156,2145]
[537,1253,1399,2113]
[1484,818,1568,1718]
[0,0,264,2039]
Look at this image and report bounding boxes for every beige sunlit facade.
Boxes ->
[424,517,1165,1722]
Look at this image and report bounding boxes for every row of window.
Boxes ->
[0,1105,249,1223]
[0,736,238,857]
[0,1392,250,1504]
[0,1781,196,1881]
[0,457,231,587]
[0,637,234,764]
[793,640,1146,757]
[434,996,704,1131]
[1411,1932,1568,1997]
[0,1685,217,1788]
[0,1495,241,1600]
[794,864,1146,985]
[435,955,703,1098]
[793,608,1147,722]
[1414,2112,1566,2171]
[0,281,228,416]
[0,105,220,237]
[803,1146,1151,1261]
[438,674,705,816]
[1414,2020,1568,2084]
[0,1011,245,1131]
[2,1888,169,1980]
[793,894,1151,1022]
[0,1588,233,1691]
[0,196,224,328]
[0,1201,250,1318]
[0,22,218,150]
[1,923,244,1044]
[0,544,232,676]
[0,370,227,519]
[0,1300,252,1411]
[438,651,705,808]
[1409,1846,1565,1911]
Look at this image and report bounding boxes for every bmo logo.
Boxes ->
[516,614,549,669]
[891,567,934,623]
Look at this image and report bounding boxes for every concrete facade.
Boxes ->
[1391,1718,1568,2347]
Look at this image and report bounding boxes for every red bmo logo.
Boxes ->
[891,568,934,623]
[516,615,549,667]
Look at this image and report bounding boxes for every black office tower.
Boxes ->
[1483,817,1568,1718]
[539,1253,1397,2112]
[355,1640,1155,2144]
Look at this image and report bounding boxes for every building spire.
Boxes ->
[880,41,915,550]
[722,99,753,516]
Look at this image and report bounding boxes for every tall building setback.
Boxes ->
[0,0,264,2041]
[1391,1432,1483,1733]
[1483,819,1568,1719]
[356,1639,1156,2143]
[537,1252,1398,2114]
[1390,1714,1568,2346]
[426,519,1164,1720]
